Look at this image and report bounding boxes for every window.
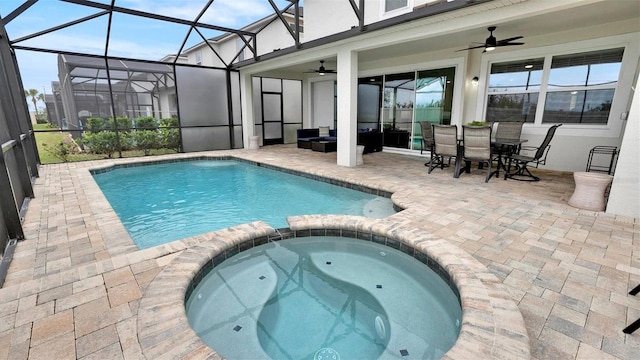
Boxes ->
[288,22,304,33]
[485,47,625,125]
[543,48,623,124]
[486,58,544,122]
[195,50,202,65]
[385,0,408,12]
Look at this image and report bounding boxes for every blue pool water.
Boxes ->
[92,160,395,249]
[185,236,462,360]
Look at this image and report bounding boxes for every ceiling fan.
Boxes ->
[305,60,336,75]
[456,26,524,52]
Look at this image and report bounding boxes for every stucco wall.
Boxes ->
[607,75,640,218]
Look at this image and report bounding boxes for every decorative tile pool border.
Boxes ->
[184,227,460,305]
[89,155,395,201]
[137,216,530,360]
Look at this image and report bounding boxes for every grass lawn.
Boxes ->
[33,124,179,164]
[33,124,70,164]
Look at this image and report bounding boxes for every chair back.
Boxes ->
[534,124,562,160]
[419,121,434,146]
[462,125,492,160]
[432,125,458,157]
[495,121,524,140]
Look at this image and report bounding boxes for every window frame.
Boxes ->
[380,0,414,20]
[476,33,638,138]
[486,58,545,123]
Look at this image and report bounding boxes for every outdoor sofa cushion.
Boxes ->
[297,128,337,148]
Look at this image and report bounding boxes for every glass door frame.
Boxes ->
[363,61,462,153]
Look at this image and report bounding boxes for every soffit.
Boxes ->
[241,0,638,77]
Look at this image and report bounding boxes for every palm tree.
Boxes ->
[24,88,40,116]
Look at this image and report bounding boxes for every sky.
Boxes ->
[0,0,292,109]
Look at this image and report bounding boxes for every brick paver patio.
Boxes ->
[0,145,637,359]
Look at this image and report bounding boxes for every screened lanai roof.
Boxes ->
[59,54,176,96]
[0,0,302,66]
[62,55,173,77]
[0,0,501,94]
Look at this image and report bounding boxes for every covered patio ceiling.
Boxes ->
[240,0,639,78]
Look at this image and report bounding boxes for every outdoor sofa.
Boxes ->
[296,127,382,154]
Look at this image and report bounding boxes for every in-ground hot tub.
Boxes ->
[136,217,530,360]
[185,236,462,359]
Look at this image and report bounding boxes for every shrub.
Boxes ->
[132,130,160,155]
[86,117,105,132]
[160,118,180,152]
[81,131,119,158]
[134,116,157,130]
[108,117,132,132]
[42,138,77,162]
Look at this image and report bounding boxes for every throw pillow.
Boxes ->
[318,126,330,137]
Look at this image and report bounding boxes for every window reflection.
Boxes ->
[544,48,622,124]
[487,58,543,123]
[486,47,624,125]
[385,0,408,12]
[357,67,455,151]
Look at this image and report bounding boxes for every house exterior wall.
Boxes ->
[184,14,301,68]
[607,75,640,218]
[304,0,477,41]
[300,0,639,173]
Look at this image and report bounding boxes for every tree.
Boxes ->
[24,89,40,116]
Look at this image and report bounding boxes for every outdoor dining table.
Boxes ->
[453,137,528,179]
[493,137,528,176]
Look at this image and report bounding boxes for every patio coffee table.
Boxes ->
[311,140,337,153]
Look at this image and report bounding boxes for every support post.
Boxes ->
[336,49,358,167]
[240,70,255,149]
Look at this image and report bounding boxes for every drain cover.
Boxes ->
[314,347,340,360]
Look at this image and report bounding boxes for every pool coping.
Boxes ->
[89,155,395,199]
[137,215,530,360]
[86,154,404,256]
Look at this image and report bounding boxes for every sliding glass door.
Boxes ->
[358,66,455,152]
[414,67,455,150]
[382,72,415,149]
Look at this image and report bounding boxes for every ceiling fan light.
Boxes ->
[485,46,496,51]
[524,64,534,69]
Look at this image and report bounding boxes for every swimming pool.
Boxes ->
[92,159,395,249]
[185,236,462,359]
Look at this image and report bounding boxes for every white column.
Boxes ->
[239,70,255,149]
[607,75,640,218]
[336,49,358,167]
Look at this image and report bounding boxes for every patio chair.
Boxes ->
[493,121,524,156]
[419,121,435,165]
[495,121,524,139]
[428,125,458,174]
[623,283,640,334]
[459,125,499,182]
[505,124,562,181]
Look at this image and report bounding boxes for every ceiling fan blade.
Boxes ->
[496,36,523,44]
[498,42,525,47]
[455,44,487,52]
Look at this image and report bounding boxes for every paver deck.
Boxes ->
[0,145,638,359]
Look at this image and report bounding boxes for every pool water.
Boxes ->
[185,237,462,360]
[92,160,395,249]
